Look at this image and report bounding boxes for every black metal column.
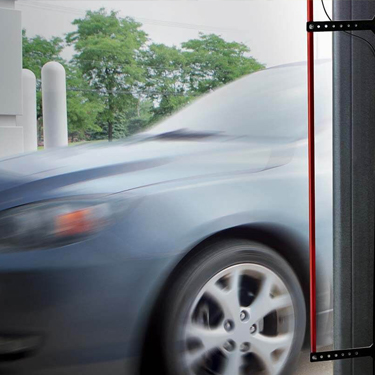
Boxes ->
[333,0,375,374]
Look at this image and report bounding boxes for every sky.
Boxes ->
[16,0,332,68]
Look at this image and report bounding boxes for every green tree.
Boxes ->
[22,29,65,77]
[143,44,193,122]
[24,16,264,143]
[66,9,148,141]
[182,33,265,94]
[22,30,64,140]
[65,66,103,140]
[122,99,154,135]
[143,34,264,122]
[22,29,102,142]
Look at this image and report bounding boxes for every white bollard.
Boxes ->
[42,62,68,149]
[17,69,37,152]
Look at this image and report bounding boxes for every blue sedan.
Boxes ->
[0,61,332,375]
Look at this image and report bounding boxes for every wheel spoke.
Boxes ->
[185,322,229,367]
[205,268,242,320]
[186,322,229,348]
[223,351,243,375]
[249,276,293,324]
[251,333,293,374]
[272,294,293,311]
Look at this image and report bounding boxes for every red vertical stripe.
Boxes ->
[307,0,317,353]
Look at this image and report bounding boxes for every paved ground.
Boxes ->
[296,350,333,375]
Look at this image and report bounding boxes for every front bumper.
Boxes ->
[0,233,174,375]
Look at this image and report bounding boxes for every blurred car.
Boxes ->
[0,61,332,375]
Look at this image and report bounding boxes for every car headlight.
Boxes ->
[0,196,129,251]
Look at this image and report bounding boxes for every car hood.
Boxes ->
[0,135,295,210]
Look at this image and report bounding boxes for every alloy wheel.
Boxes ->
[181,263,295,375]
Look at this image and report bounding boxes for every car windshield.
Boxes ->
[148,61,331,142]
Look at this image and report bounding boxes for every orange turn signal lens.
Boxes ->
[55,208,96,237]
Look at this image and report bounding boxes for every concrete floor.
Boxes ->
[296,350,333,375]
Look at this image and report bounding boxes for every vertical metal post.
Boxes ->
[307,0,317,354]
[333,0,375,374]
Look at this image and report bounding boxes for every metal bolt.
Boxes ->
[309,24,314,30]
[240,342,250,352]
[223,339,235,352]
[240,310,248,322]
[224,320,234,332]
[250,325,257,334]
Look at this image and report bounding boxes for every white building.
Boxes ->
[0,0,23,158]
[0,0,68,159]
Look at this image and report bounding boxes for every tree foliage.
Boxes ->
[22,30,65,79]
[143,43,193,122]
[66,9,148,141]
[22,30,102,142]
[65,65,103,139]
[182,33,265,93]
[22,9,265,143]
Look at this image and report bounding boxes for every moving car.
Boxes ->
[0,61,332,375]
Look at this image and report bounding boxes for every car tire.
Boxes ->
[159,238,306,375]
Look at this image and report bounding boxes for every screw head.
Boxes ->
[250,324,257,334]
[240,342,251,352]
[224,320,234,332]
[223,339,236,352]
[240,310,249,322]
[309,24,314,30]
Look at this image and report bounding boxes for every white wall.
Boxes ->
[0,0,23,158]
[0,0,14,9]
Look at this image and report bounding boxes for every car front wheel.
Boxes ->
[159,239,306,375]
